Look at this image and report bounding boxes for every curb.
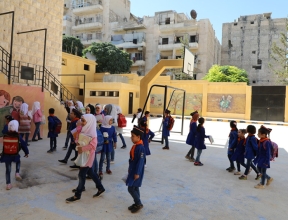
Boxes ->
[149,114,288,126]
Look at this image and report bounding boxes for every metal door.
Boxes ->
[128,92,133,114]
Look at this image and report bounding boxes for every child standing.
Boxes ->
[18,103,31,146]
[66,114,105,203]
[99,116,117,178]
[140,120,155,167]
[162,109,171,150]
[2,115,14,135]
[185,111,199,162]
[226,121,238,172]
[253,125,273,189]
[141,111,150,124]
[126,126,145,213]
[194,117,210,166]
[239,125,261,180]
[1,120,29,190]
[231,129,247,175]
[47,108,58,153]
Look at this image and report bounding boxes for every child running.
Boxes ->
[239,125,261,180]
[226,121,238,172]
[253,125,273,189]
[126,126,145,213]
[139,120,155,167]
[99,115,117,178]
[194,117,210,166]
[185,111,199,162]
[1,120,29,190]
[231,129,247,175]
[66,114,105,203]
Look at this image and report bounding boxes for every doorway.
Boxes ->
[128,92,133,114]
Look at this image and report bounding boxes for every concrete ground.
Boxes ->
[0,116,287,220]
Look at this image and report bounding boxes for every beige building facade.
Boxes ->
[221,13,287,85]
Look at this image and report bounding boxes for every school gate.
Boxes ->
[251,86,286,122]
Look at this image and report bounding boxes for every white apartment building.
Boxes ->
[63,1,221,78]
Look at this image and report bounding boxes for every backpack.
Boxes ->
[167,116,175,131]
[117,113,127,128]
[264,140,278,161]
[3,134,21,155]
[53,116,62,134]
[96,128,104,153]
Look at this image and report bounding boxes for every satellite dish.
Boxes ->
[190,10,197,19]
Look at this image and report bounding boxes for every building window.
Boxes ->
[257,59,262,65]
[84,64,90,71]
[90,91,96,96]
[114,92,119,97]
[175,36,182,43]
[190,35,196,43]
[250,21,254,24]
[165,17,170,24]
[107,91,114,97]
[162,38,169,45]
[79,89,83,96]
[252,65,261,70]
[97,91,105,96]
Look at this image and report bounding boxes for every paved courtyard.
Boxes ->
[0,116,287,220]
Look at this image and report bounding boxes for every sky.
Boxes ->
[130,0,288,43]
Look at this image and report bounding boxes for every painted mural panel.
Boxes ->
[0,84,45,138]
[150,94,164,109]
[207,94,246,114]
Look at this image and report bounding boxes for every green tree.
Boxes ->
[62,36,84,57]
[269,18,288,84]
[203,65,249,84]
[83,42,132,74]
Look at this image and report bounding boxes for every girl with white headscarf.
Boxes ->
[98,115,117,179]
[115,106,127,149]
[66,114,105,203]
[18,103,31,145]
[31,101,43,141]
[1,120,29,190]
[76,101,85,114]
[95,104,104,127]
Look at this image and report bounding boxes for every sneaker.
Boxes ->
[189,158,195,162]
[53,147,57,151]
[72,188,85,193]
[128,204,136,210]
[121,145,127,149]
[63,146,68,150]
[70,157,77,161]
[15,173,22,181]
[198,162,204,166]
[93,189,105,198]
[162,146,169,150]
[32,139,38,142]
[228,168,236,172]
[6,184,12,190]
[47,150,53,153]
[70,165,80,169]
[185,155,190,160]
[131,204,143,213]
[110,161,115,164]
[58,159,67,164]
[194,162,199,166]
[106,170,112,174]
[266,178,274,186]
[66,196,80,203]
[234,171,241,175]
[38,138,43,140]
[226,167,231,171]
[239,175,247,180]
[254,183,265,189]
[255,173,262,180]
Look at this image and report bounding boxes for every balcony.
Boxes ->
[79,34,102,45]
[159,20,198,33]
[111,33,146,49]
[72,17,102,31]
[72,1,103,15]
[132,60,146,66]
[112,21,146,32]
[158,42,198,51]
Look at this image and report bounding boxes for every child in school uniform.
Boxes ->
[226,121,238,172]
[231,129,247,175]
[47,108,58,153]
[253,125,274,189]
[66,114,105,203]
[139,120,155,167]
[162,109,171,150]
[239,125,261,180]
[2,115,14,135]
[1,120,29,190]
[126,126,146,213]
[18,103,31,146]
[185,111,199,162]
[194,117,210,166]
[99,115,117,178]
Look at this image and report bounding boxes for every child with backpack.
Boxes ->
[66,114,105,203]
[2,115,14,135]
[231,129,247,175]
[253,125,274,189]
[99,115,117,178]
[1,120,29,190]
[185,111,199,162]
[226,121,238,172]
[126,126,145,213]
[47,108,61,153]
[18,103,31,146]
[194,117,210,166]
[140,120,155,167]
[239,125,261,180]
[116,106,127,149]
[162,109,172,150]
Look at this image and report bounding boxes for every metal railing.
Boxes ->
[0,46,10,76]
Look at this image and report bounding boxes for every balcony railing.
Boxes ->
[72,0,102,9]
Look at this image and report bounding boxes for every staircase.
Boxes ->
[0,45,76,102]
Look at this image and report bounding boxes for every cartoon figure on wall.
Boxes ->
[10,96,25,122]
[219,95,232,112]
[0,90,11,108]
[207,94,245,114]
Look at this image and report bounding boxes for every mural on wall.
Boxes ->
[150,93,202,115]
[0,85,45,138]
[207,94,246,114]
